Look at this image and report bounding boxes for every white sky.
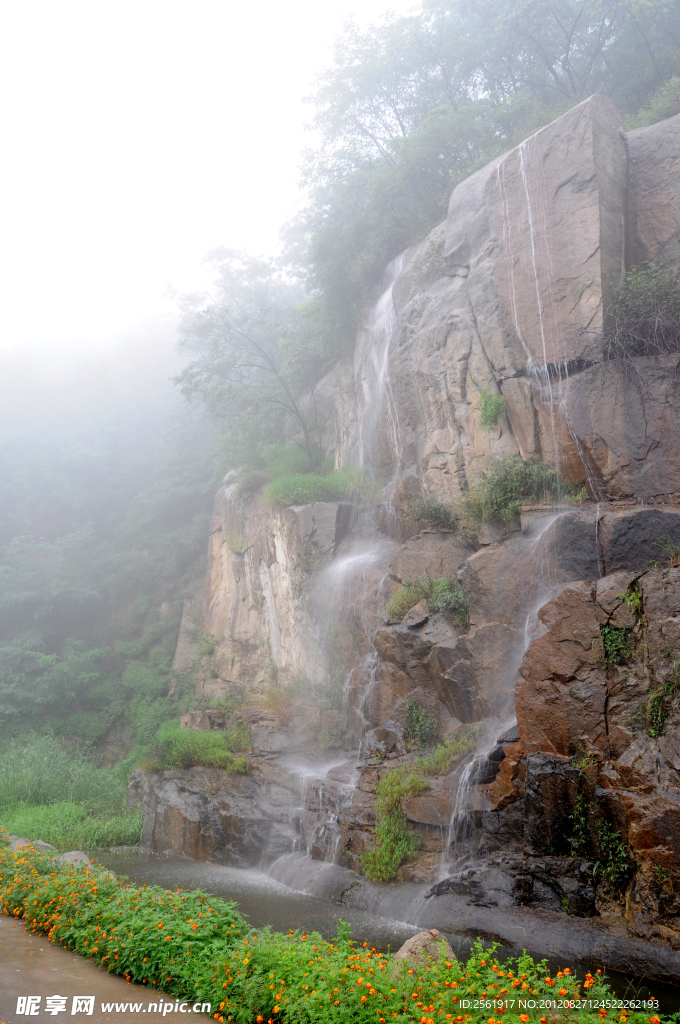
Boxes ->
[0,0,413,356]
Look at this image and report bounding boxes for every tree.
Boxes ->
[174,249,326,470]
[286,0,680,353]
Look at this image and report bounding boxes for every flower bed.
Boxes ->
[0,840,666,1024]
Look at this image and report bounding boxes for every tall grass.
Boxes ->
[0,736,140,851]
[0,802,141,850]
[0,737,128,813]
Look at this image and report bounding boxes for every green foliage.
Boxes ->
[174,250,329,473]
[405,695,438,747]
[403,494,458,530]
[655,532,680,567]
[0,737,128,814]
[265,468,371,507]
[478,389,506,432]
[605,263,680,360]
[459,456,562,524]
[594,820,630,889]
[291,0,680,351]
[2,845,635,1022]
[0,802,141,851]
[648,690,667,737]
[570,794,592,856]
[362,729,478,882]
[600,623,633,665]
[618,582,642,615]
[0,737,141,851]
[386,576,468,629]
[571,743,597,773]
[626,76,680,128]
[144,722,250,772]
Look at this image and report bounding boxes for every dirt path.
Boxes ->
[0,917,211,1024]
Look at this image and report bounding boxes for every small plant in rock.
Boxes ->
[571,743,597,773]
[478,389,506,432]
[570,794,592,856]
[655,533,680,567]
[647,671,679,738]
[386,576,468,629]
[403,494,458,530]
[605,262,680,360]
[458,456,562,524]
[594,819,630,889]
[600,623,633,665]
[361,729,478,882]
[618,581,642,615]
[405,694,438,747]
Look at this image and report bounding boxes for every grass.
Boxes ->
[266,468,372,507]
[599,624,633,666]
[142,723,250,772]
[0,802,141,850]
[361,729,478,883]
[386,577,468,630]
[403,495,458,530]
[478,390,505,432]
[0,736,141,850]
[0,841,645,1024]
[604,262,680,361]
[459,456,564,524]
[405,695,437,747]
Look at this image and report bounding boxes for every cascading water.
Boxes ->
[357,253,405,495]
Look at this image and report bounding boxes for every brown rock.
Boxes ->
[402,599,429,629]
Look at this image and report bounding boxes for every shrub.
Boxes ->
[3,843,629,1020]
[478,389,506,432]
[594,820,630,889]
[145,723,250,772]
[600,623,633,665]
[459,456,562,523]
[403,494,458,530]
[605,263,680,360]
[236,470,270,497]
[405,695,438,746]
[361,729,478,882]
[386,576,468,629]
[626,76,680,129]
[265,468,369,506]
[570,794,591,856]
[0,801,141,851]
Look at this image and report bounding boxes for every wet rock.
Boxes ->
[389,531,471,583]
[393,928,455,963]
[402,600,429,629]
[60,851,90,866]
[8,836,56,853]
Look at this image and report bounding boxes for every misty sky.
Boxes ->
[0,0,413,356]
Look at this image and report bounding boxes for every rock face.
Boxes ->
[143,98,680,976]
[333,95,680,501]
[502,566,680,947]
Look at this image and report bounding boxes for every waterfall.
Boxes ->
[357,253,405,493]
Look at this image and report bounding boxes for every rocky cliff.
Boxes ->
[137,96,680,972]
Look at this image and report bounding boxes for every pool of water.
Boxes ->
[97,848,421,952]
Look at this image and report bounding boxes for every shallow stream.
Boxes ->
[97,849,680,1013]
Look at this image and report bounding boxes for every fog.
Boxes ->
[0,0,413,374]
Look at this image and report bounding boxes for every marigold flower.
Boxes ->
[520,1016,529,1023]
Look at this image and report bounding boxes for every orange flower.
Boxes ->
[361,995,368,1003]
[519,1016,529,1023]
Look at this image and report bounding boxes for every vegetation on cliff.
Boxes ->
[386,577,468,629]
[362,729,478,883]
[288,0,680,353]
[1,840,651,1024]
